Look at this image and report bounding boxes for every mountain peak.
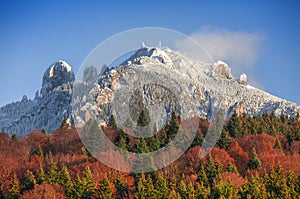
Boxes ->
[41,60,75,95]
[121,46,173,67]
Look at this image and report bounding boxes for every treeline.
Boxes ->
[0,111,299,198]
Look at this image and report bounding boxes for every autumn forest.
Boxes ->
[0,111,300,198]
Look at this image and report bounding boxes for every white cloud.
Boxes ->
[176,27,263,76]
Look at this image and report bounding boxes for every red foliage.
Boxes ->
[220,172,245,188]
[238,133,276,155]
[211,148,235,168]
[20,184,66,199]
[227,141,249,174]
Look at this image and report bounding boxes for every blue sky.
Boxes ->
[0,0,299,106]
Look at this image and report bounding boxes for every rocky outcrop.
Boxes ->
[211,60,233,79]
[73,47,299,129]
[0,61,74,135]
[239,73,248,86]
[0,47,299,136]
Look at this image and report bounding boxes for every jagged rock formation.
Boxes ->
[73,46,299,129]
[239,73,248,85]
[0,46,299,135]
[0,61,74,135]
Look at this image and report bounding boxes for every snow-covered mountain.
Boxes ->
[0,60,74,135]
[0,46,299,135]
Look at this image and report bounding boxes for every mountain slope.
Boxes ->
[0,47,299,135]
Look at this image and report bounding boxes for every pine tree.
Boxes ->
[216,129,232,150]
[240,175,267,199]
[154,174,168,199]
[178,178,188,199]
[135,173,155,199]
[98,177,113,199]
[36,165,46,184]
[74,175,84,199]
[227,111,242,138]
[108,115,117,129]
[265,165,289,198]
[0,182,5,199]
[226,162,238,173]
[196,165,209,185]
[114,130,129,151]
[137,109,150,127]
[82,165,95,199]
[58,166,74,199]
[114,174,128,199]
[166,112,179,140]
[205,154,216,185]
[45,152,58,185]
[247,148,261,170]
[212,180,238,199]
[191,129,204,147]
[187,182,195,199]
[195,182,210,199]
[61,115,68,128]
[168,189,181,199]
[36,145,44,160]
[7,173,20,199]
[22,170,36,191]
[286,172,298,198]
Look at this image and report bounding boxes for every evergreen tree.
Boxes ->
[11,133,17,140]
[178,178,188,199]
[45,152,58,185]
[205,154,216,185]
[7,173,20,199]
[247,148,261,170]
[265,165,289,198]
[114,174,128,199]
[196,165,209,185]
[22,170,36,191]
[114,130,129,151]
[195,182,210,199]
[36,165,46,184]
[98,177,113,199]
[166,112,180,140]
[154,174,168,199]
[82,165,96,199]
[61,115,68,128]
[212,180,238,199]
[168,189,181,199]
[240,175,267,199]
[186,182,195,199]
[108,115,117,129]
[58,166,74,199]
[74,175,84,199]
[216,129,232,150]
[135,173,155,199]
[227,111,242,138]
[0,182,4,199]
[147,135,161,151]
[137,109,150,127]
[191,129,204,147]
[286,172,298,198]
[226,162,238,173]
[36,145,44,160]
[41,128,46,134]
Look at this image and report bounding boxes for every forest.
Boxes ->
[0,111,300,198]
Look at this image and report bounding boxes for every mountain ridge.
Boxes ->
[0,46,299,135]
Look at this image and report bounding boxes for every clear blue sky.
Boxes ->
[0,0,299,106]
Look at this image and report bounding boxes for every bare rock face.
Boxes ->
[236,101,245,117]
[239,73,248,85]
[0,61,74,135]
[211,60,233,79]
[41,60,75,95]
[0,47,299,136]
